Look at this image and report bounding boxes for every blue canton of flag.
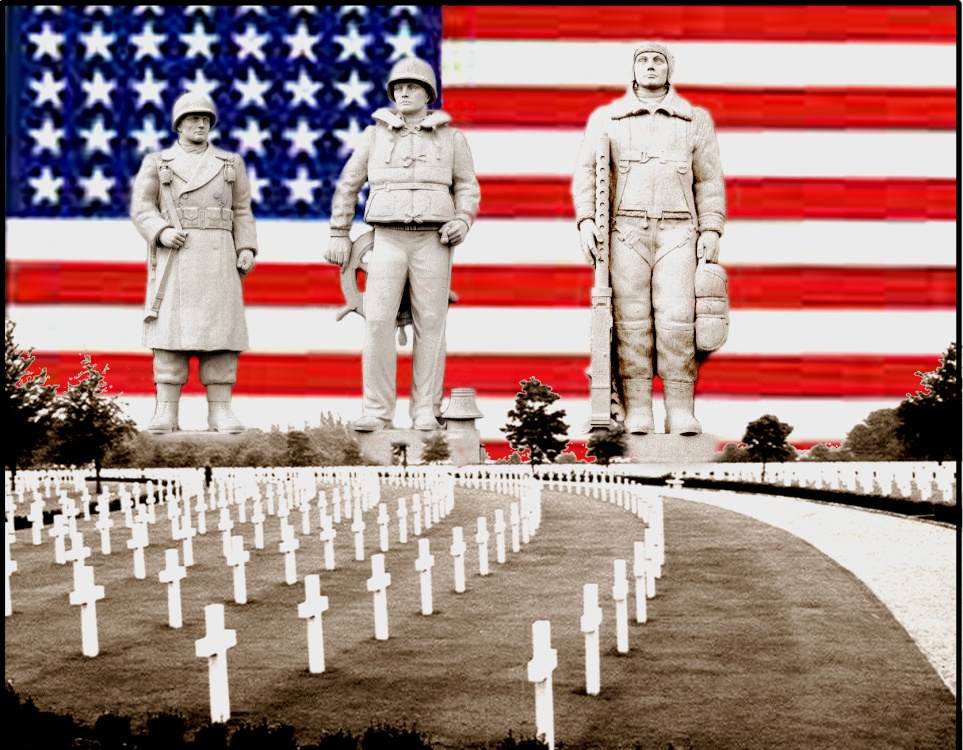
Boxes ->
[7,5,442,219]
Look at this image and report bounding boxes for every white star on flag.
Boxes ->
[285,21,318,61]
[283,119,321,156]
[131,22,165,60]
[234,68,270,107]
[184,68,219,99]
[31,71,65,107]
[334,23,370,61]
[28,118,63,155]
[183,19,218,58]
[79,117,116,155]
[335,69,372,107]
[80,22,116,60]
[28,167,63,204]
[79,167,114,203]
[387,20,421,60]
[134,68,166,108]
[131,116,165,154]
[247,165,269,204]
[284,69,323,107]
[28,23,64,60]
[232,118,270,156]
[286,166,321,203]
[334,118,364,156]
[234,24,268,62]
[82,70,115,107]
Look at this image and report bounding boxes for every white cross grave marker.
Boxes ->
[450,526,467,593]
[229,535,250,605]
[251,500,266,550]
[412,493,423,536]
[158,548,187,628]
[633,541,649,623]
[377,502,390,552]
[414,538,435,616]
[612,559,630,654]
[194,603,237,724]
[127,521,149,579]
[367,553,391,641]
[526,620,557,750]
[69,563,105,657]
[279,523,300,585]
[493,508,507,564]
[318,515,336,571]
[580,584,603,696]
[397,497,408,545]
[298,574,330,673]
[509,502,521,553]
[351,507,366,562]
[475,516,490,576]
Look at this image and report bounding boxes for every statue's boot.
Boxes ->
[663,381,702,435]
[622,378,655,434]
[353,415,391,432]
[147,384,181,434]
[206,384,245,433]
[413,415,441,431]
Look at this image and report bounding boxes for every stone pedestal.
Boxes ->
[141,430,252,448]
[354,428,483,467]
[624,433,718,463]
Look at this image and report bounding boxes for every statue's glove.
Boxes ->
[237,249,256,275]
[696,231,720,263]
[159,227,188,249]
[578,219,601,266]
[439,219,469,247]
[325,235,352,268]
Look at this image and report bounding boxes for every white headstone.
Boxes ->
[279,524,300,585]
[377,502,391,553]
[493,508,507,564]
[298,574,330,673]
[526,619,557,750]
[396,497,408,545]
[633,541,648,624]
[318,515,337,571]
[194,603,237,723]
[509,502,521,553]
[69,563,105,657]
[412,493,423,536]
[127,521,149,580]
[475,517,490,576]
[229,535,250,605]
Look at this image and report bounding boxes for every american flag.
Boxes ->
[5,5,957,459]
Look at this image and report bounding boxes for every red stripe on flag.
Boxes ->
[7,262,956,310]
[480,439,838,461]
[443,6,957,42]
[30,351,935,399]
[479,178,958,220]
[444,87,958,130]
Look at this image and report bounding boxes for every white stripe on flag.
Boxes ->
[8,304,956,357]
[463,129,957,180]
[109,393,902,446]
[6,218,957,268]
[441,40,957,89]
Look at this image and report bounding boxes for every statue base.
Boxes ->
[139,429,253,446]
[624,433,718,464]
[354,427,483,467]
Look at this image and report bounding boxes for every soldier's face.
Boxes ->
[634,53,669,89]
[393,81,430,117]
[177,114,211,143]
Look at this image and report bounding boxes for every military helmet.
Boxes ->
[632,41,674,86]
[171,91,218,132]
[386,57,437,104]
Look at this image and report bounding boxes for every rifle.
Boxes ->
[144,171,182,322]
[588,134,613,429]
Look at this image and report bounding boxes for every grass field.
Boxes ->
[5,479,957,749]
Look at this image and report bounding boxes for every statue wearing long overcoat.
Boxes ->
[130,143,258,352]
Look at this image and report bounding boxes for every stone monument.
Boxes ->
[572,41,728,461]
[326,57,484,466]
[130,90,258,437]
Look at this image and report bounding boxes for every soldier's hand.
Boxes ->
[579,219,601,266]
[325,236,352,268]
[159,228,188,249]
[237,249,256,275]
[439,219,468,247]
[697,231,720,263]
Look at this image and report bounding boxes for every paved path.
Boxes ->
[665,488,958,696]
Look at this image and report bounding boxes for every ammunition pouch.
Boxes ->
[694,258,729,352]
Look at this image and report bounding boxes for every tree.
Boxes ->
[5,318,59,486]
[50,355,137,494]
[741,414,795,480]
[799,443,843,462]
[501,377,570,468]
[715,442,749,463]
[285,430,317,466]
[391,441,409,472]
[840,408,904,461]
[421,433,451,464]
[896,342,960,461]
[586,426,627,466]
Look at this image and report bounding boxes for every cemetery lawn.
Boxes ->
[5,483,956,750]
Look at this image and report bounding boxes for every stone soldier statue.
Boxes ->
[325,56,481,432]
[130,91,258,434]
[573,42,725,435]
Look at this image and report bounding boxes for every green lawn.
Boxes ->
[5,481,956,749]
